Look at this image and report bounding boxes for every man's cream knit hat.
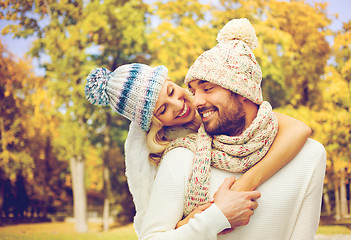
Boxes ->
[185,18,263,105]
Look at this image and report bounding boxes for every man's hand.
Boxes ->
[214,176,261,228]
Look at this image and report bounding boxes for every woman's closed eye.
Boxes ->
[159,105,166,115]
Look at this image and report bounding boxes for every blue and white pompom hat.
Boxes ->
[85,63,168,131]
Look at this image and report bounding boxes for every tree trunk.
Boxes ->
[103,188,110,231]
[340,169,349,218]
[103,112,112,231]
[70,156,88,233]
[334,178,341,220]
[323,186,332,216]
[103,161,110,231]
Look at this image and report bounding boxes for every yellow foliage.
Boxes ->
[85,147,103,191]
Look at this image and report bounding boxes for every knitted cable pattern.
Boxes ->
[164,101,278,216]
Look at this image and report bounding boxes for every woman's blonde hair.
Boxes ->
[146,112,201,166]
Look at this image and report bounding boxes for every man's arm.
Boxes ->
[140,148,227,240]
[140,148,260,240]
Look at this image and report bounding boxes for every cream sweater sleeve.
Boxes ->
[124,122,157,236]
[139,147,230,240]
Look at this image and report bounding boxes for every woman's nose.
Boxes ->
[170,97,183,110]
[170,90,183,107]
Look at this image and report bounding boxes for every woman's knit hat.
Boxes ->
[185,18,263,105]
[85,63,168,131]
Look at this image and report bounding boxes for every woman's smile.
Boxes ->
[176,101,190,119]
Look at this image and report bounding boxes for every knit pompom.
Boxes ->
[216,18,258,50]
[85,68,111,106]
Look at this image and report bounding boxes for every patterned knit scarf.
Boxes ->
[164,101,278,217]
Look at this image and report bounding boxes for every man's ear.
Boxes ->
[239,96,257,108]
[238,95,246,103]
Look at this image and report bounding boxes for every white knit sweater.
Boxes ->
[139,138,326,240]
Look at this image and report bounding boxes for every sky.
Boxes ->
[0,0,350,75]
[316,0,351,29]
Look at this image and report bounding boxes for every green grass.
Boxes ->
[0,222,138,240]
[0,222,351,239]
[0,233,137,240]
[317,225,351,235]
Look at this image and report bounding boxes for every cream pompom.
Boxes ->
[216,18,258,50]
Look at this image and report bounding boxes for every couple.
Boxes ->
[85,18,326,239]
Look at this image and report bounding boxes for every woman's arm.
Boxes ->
[176,202,213,228]
[140,148,229,240]
[230,112,312,191]
[125,122,158,235]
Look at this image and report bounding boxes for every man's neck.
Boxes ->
[244,100,259,130]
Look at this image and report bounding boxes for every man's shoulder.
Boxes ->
[294,138,326,168]
[303,138,326,156]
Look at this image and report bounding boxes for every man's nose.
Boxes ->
[193,92,206,109]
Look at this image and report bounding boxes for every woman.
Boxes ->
[85,63,311,235]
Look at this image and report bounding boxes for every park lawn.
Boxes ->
[317,225,351,235]
[0,222,138,240]
[1,222,351,239]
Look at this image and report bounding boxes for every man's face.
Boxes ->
[188,80,246,136]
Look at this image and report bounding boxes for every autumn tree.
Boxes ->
[265,0,330,107]
[2,0,96,231]
[0,41,35,180]
[0,41,67,216]
[82,0,149,230]
[323,20,351,219]
[212,0,331,108]
[148,0,216,85]
[276,19,351,219]
[2,0,151,231]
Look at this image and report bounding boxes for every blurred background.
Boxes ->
[0,0,350,238]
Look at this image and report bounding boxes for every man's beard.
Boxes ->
[203,93,246,136]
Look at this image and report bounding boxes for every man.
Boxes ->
[140,18,326,240]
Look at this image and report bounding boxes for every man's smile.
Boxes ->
[199,108,217,122]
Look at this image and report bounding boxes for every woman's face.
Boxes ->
[153,79,196,127]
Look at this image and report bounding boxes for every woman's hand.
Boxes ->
[175,202,213,228]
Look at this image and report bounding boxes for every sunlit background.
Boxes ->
[0,0,351,239]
